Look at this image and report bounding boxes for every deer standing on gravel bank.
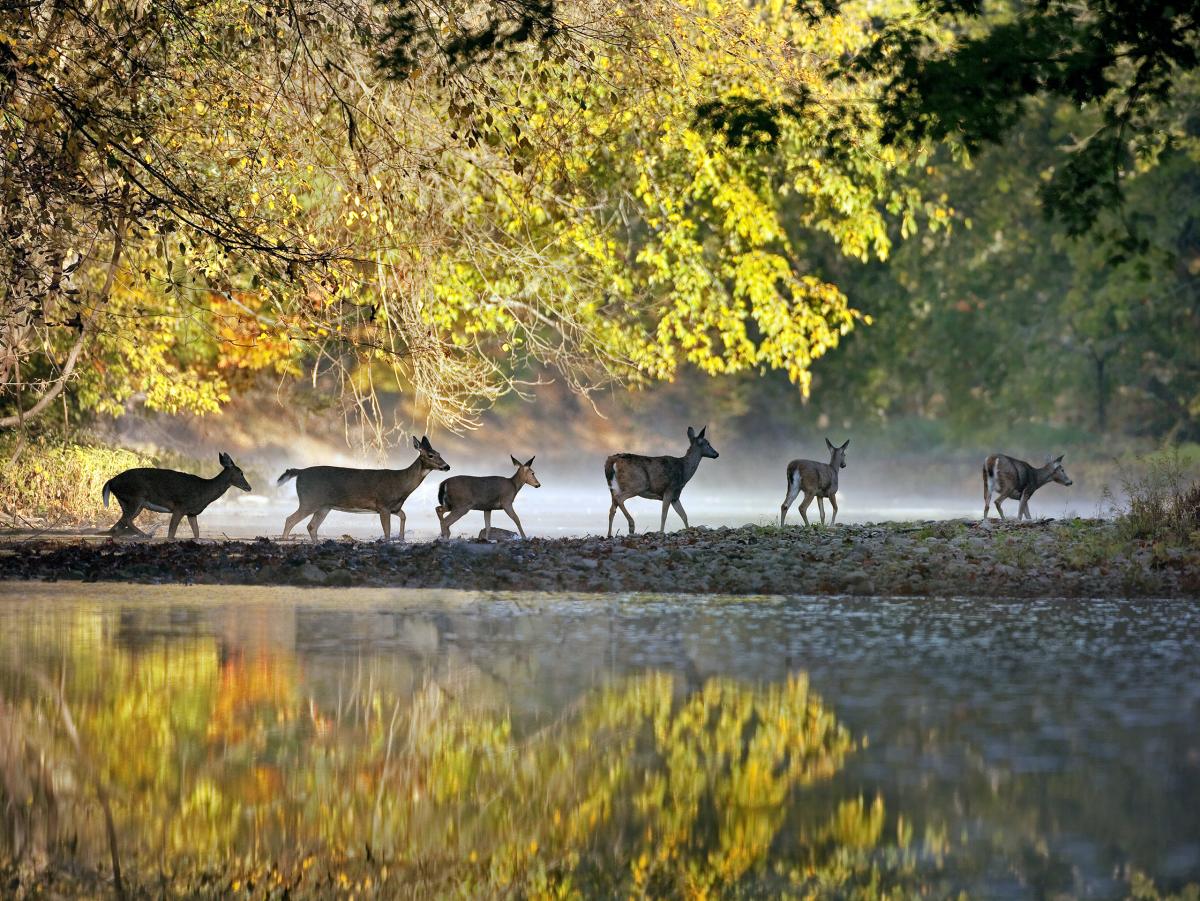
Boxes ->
[605,426,719,537]
[436,456,541,539]
[102,452,252,538]
[983,453,1073,520]
[278,436,450,541]
[780,438,849,527]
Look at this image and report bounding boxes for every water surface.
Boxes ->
[1,584,1196,897]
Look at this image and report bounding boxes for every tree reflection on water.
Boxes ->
[0,607,926,898]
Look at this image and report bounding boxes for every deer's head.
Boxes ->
[687,426,719,459]
[511,455,541,488]
[414,435,451,471]
[825,438,850,469]
[218,452,252,491]
[1046,454,1072,486]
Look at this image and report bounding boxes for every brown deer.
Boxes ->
[278,436,449,541]
[436,455,540,539]
[780,438,849,527]
[605,426,719,537]
[102,452,252,538]
[983,453,1073,520]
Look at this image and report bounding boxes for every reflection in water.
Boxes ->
[1,588,1199,898]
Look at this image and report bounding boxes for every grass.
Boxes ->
[1107,448,1200,547]
[0,432,157,528]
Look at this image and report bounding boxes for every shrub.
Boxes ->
[1109,449,1200,546]
[0,434,156,528]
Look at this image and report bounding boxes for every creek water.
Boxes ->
[1,584,1196,897]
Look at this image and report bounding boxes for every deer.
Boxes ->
[102,452,252,538]
[780,438,849,527]
[277,435,450,541]
[436,455,540,539]
[983,453,1073,520]
[605,425,719,537]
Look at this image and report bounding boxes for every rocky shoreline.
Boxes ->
[0,519,1196,598]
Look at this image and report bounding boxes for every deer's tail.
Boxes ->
[101,479,112,508]
[437,481,447,508]
[604,455,620,494]
[277,468,301,486]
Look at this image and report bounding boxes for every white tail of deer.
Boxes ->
[436,455,540,539]
[101,452,251,538]
[780,438,848,527]
[983,453,1072,520]
[604,426,719,536]
[278,436,450,541]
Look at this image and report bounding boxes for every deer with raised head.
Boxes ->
[780,438,849,527]
[605,425,719,537]
[102,452,252,538]
[983,453,1072,520]
[436,455,540,539]
[278,436,450,541]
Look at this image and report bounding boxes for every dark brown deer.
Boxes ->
[780,438,848,527]
[102,452,252,538]
[278,436,449,541]
[983,453,1073,520]
[605,426,719,536]
[436,456,540,539]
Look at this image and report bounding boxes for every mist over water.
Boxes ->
[208,453,1102,541]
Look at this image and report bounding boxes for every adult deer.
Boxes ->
[102,452,252,538]
[780,438,849,527]
[278,436,449,541]
[436,456,540,539]
[983,453,1073,520]
[605,425,719,537]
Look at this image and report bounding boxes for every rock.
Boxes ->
[294,562,327,584]
[476,527,521,541]
[324,568,354,587]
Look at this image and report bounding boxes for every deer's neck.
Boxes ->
[203,471,235,505]
[402,455,433,487]
[681,445,704,483]
[1031,463,1056,489]
[509,473,526,496]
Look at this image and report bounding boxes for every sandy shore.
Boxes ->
[1,519,1196,598]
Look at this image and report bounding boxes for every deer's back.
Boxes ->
[295,466,409,508]
[606,453,682,499]
[787,459,836,496]
[439,475,514,511]
[109,467,208,508]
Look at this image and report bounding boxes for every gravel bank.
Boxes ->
[1,519,1196,597]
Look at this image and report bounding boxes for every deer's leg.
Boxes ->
[615,495,637,535]
[483,509,492,539]
[780,475,801,526]
[828,494,838,526]
[503,504,526,540]
[439,507,469,539]
[1019,490,1033,521]
[671,499,689,529]
[660,496,672,533]
[798,493,815,527]
[307,507,330,541]
[817,497,827,526]
[994,497,1006,520]
[282,507,309,540]
[607,496,618,538]
[397,509,407,543]
[112,498,145,535]
[378,510,391,541]
[187,515,200,539]
[167,511,184,539]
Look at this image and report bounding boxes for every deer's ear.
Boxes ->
[825,437,834,450]
[525,456,536,467]
[412,436,421,450]
[510,454,521,467]
[841,439,850,450]
[421,435,433,449]
[218,452,233,467]
[698,426,707,439]
[687,426,696,441]
[1055,454,1064,463]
